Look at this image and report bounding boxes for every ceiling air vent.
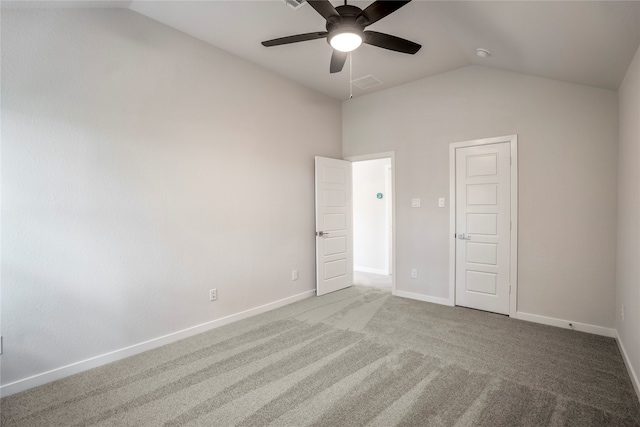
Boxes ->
[352,75,383,90]
[283,0,307,10]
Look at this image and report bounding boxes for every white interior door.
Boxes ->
[455,142,511,314]
[315,156,353,296]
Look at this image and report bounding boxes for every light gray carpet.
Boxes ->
[2,286,639,426]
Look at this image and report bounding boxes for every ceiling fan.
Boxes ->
[261,0,421,73]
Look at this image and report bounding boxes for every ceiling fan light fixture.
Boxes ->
[329,29,363,52]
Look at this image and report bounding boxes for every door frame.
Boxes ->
[344,151,397,295]
[385,163,393,275]
[448,135,518,317]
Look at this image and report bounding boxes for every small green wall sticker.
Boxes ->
[377,193,383,199]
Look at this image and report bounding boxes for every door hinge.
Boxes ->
[510,221,512,230]
[510,157,512,166]
[1,336,3,355]
[509,286,511,295]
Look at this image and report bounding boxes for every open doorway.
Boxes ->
[350,155,393,292]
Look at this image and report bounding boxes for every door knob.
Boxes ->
[316,231,329,237]
[457,233,471,240]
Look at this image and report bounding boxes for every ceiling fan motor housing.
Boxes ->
[326,5,366,47]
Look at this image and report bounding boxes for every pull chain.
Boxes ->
[349,52,353,99]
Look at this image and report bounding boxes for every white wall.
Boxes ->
[0,8,341,390]
[616,44,640,394]
[343,65,618,329]
[353,158,391,274]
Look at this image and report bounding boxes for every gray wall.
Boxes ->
[1,8,341,387]
[343,65,618,329]
[617,44,640,393]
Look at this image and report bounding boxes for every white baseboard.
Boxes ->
[393,290,454,307]
[354,266,389,275]
[615,330,640,403]
[515,311,616,338]
[0,289,315,398]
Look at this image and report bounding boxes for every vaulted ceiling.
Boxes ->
[5,1,640,100]
[128,1,640,100]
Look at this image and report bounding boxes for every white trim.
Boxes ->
[509,140,518,316]
[615,330,640,403]
[515,311,615,338]
[448,145,457,307]
[345,152,396,296]
[394,290,454,307]
[0,290,315,398]
[354,266,389,275]
[345,151,395,162]
[385,163,393,276]
[449,135,519,317]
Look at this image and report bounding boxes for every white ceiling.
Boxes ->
[6,1,640,100]
[127,0,639,100]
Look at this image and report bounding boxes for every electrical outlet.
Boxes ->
[411,268,418,279]
[621,304,624,321]
[292,270,298,281]
[438,197,445,208]
[209,289,217,302]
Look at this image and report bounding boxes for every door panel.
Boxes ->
[466,242,497,265]
[323,213,346,231]
[324,259,346,280]
[455,143,511,314]
[466,271,498,294]
[467,213,497,235]
[323,189,346,207]
[467,184,498,205]
[467,154,498,176]
[324,236,347,255]
[315,157,353,296]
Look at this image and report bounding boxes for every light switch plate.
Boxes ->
[411,198,421,208]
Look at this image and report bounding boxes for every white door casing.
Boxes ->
[345,151,397,295]
[449,136,518,316]
[315,156,353,296]
[385,164,393,275]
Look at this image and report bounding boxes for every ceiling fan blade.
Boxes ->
[330,50,348,73]
[262,32,328,47]
[359,1,412,26]
[364,31,421,54]
[307,0,340,20]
